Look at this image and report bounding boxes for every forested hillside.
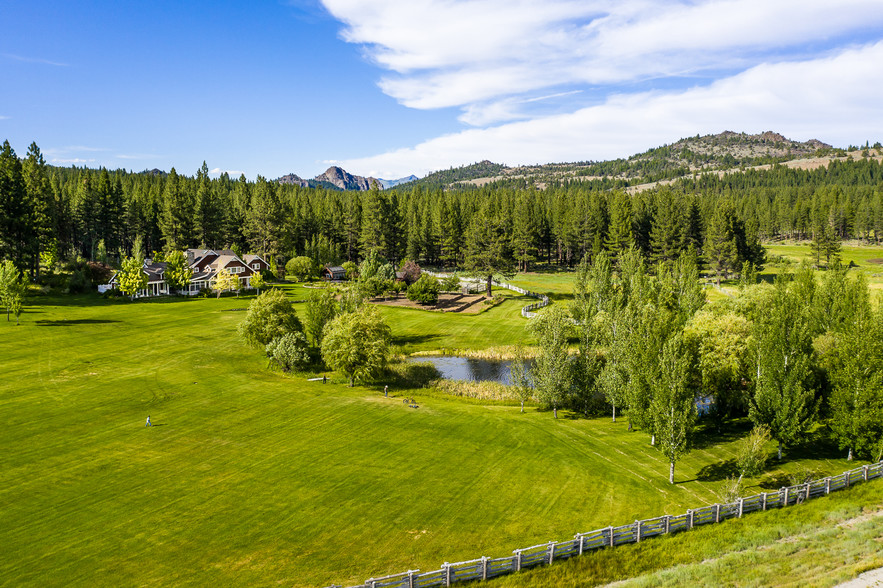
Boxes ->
[1,138,882,280]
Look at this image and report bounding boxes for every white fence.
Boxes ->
[326,461,883,588]
[422,271,550,318]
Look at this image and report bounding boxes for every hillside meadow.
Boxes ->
[0,275,878,587]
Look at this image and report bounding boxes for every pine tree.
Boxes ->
[195,162,223,248]
[704,200,739,285]
[650,189,683,264]
[21,143,54,276]
[0,141,33,270]
[160,168,196,250]
[604,191,632,255]
[245,176,283,262]
[463,199,515,296]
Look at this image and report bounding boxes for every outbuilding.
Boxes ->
[322,265,347,281]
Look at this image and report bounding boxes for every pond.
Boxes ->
[406,356,533,386]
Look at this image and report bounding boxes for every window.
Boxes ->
[229,266,244,274]
[252,263,261,270]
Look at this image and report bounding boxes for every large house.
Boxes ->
[107,249,270,298]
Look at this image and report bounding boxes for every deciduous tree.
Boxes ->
[238,288,302,348]
[320,305,391,387]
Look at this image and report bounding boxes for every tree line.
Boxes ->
[1,140,882,284]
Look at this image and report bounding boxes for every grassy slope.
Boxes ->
[0,277,877,587]
[765,242,883,299]
[492,480,883,587]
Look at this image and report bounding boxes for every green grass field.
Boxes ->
[765,242,883,300]
[0,286,878,587]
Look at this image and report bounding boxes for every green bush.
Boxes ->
[266,332,311,372]
[67,269,91,294]
[407,274,441,305]
[285,256,315,282]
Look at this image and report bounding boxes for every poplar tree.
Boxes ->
[163,250,193,293]
[117,255,147,299]
[528,305,573,418]
[749,274,817,460]
[827,275,883,460]
[650,334,697,484]
[0,259,26,324]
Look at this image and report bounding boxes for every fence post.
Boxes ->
[576,533,584,555]
[783,487,789,506]
[846,471,851,488]
[635,520,642,543]
[664,515,670,534]
[687,510,693,529]
[548,541,556,564]
[514,550,522,572]
[368,579,376,588]
[804,482,810,501]
[714,504,720,523]
[408,570,416,588]
[442,563,451,587]
[481,557,488,581]
[738,498,744,517]
[864,465,869,481]
[609,526,615,547]
[826,477,831,494]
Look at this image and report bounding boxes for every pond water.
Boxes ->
[406,356,533,386]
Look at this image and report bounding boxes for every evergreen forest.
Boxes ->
[2,139,883,280]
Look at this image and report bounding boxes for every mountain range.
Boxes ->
[272,131,846,192]
[276,167,417,191]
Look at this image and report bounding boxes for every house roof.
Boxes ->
[244,254,268,265]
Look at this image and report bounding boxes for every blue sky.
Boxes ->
[2,1,882,180]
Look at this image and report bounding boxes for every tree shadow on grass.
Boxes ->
[391,334,442,347]
[690,418,753,451]
[697,459,740,482]
[36,319,122,326]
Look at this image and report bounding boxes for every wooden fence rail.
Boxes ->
[326,461,883,588]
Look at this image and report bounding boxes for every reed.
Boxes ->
[429,378,535,402]
[410,346,540,360]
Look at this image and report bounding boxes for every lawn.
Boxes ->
[765,241,883,300]
[0,290,874,587]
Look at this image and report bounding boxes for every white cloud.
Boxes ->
[332,42,883,178]
[2,53,69,67]
[44,146,107,156]
[51,158,97,164]
[323,0,883,123]
[209,168,245,177]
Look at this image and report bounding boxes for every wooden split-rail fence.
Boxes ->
[326,461,883,588]
[422,272,550,319]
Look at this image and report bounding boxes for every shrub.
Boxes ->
[266,332,311,372]
[407,274,440,305]
[67,269,91,293]
[85,261,114,284]
[399,260,422,285]
[441,274,461,292]
[341,261,358,280]
[285,256,315,282]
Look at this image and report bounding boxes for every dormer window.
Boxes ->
[252,263,260,270]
